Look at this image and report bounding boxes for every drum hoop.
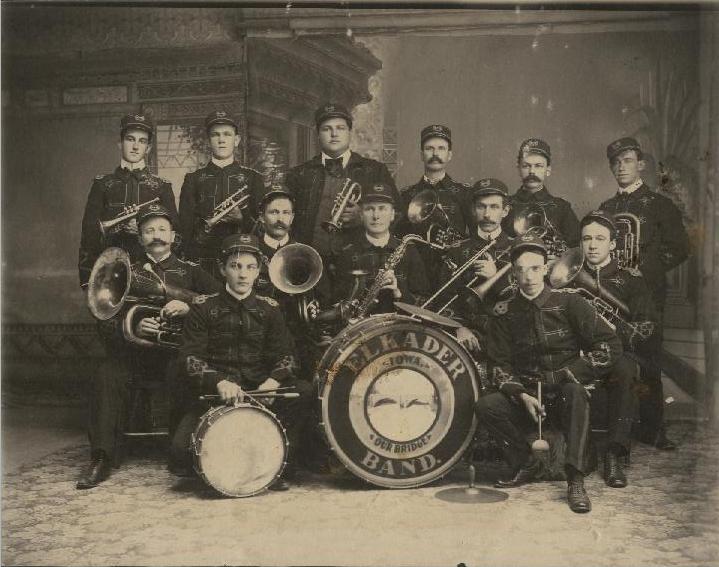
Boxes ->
[192,403,289,498]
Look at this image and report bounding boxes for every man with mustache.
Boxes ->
[178,110,267,279]
[284,103,398,258]
[77,204,221,489]
[397,124,471,288]
[78,113,177,289]
[598,137,689,450]
[503,138,580,251]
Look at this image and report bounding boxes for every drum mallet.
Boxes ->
[531,381,550,455]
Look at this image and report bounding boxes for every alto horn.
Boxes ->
[268,243,323,295]
[613,212,641,270]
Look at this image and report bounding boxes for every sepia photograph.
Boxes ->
[1,2,718,566]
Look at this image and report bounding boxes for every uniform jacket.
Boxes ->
[396,174,472,238]
[599,183,689,304]
[487,286,623,401]
[78,167,177,288]
[178,161,266,262]
[329,233,430,314]
[504,186,580,248]
[284,152,398,246]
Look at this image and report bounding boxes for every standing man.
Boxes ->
[79,113,177,289]
[578,210,657,487]
[599,137,690,450]
[475,235,623,513]
[284,102,398,258]
[504,138,580,251]
[172,234,313,490]
[397,124,471,287]
[178,110,266,278]
[77,203,220,489]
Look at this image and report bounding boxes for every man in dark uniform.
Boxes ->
[503,138,580,252]
[178,110,267,278]
[328,182,429,319]
[284,102,398,258]
[77,204,221,489]
[578,210,658,487]
[598,137,689,450]
[78,113,177,289]
[254,188,297,297]
[434,178,514,353]
[172,234,312,491]
[475,235,623,513]
[396,124,471,288]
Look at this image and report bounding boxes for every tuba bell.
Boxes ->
[407,188,463,247]
[613,212,641,270]
[268,243,324,324]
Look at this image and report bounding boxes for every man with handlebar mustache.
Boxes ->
[77,204,220,490]
[503,138,580,250]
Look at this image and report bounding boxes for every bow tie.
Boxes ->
[325,157,344,177]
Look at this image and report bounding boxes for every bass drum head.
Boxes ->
[318,314,478,488]
[192,404,287,497]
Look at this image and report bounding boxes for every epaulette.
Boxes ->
[179,258,199,267]
[240,165,263,176]
[192,293,219,305]
[95,173,111,181]
[622,266,643,278]
[552,287,580,294]
[256,295,279,307]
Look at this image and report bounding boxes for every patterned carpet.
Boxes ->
[3,423,719,567]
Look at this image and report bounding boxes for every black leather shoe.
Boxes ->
[567,478,592,513]
[267,478,290,491]
[76,452,110,489]
[494,457,542,488]
[604,452,628,488]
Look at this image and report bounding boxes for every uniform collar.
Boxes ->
[519,284,550,306]
[263,233,290,250]
[145,251,173,266]
[365,232,391,248]
[225,284,252,303]
[422,172,448,186]
[321,149,351,169]
[584,256,619,277]
[477,226,502,241]
[211,156,236,169]
[120,159,146,171]
[618,178,643,195]
[516,185,550,201]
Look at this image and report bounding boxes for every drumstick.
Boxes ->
[199,392,300,401]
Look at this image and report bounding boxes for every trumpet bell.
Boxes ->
[268,243,323,295]
[407,189,439,225]
[87,247,132,320]
[548,247,584,289]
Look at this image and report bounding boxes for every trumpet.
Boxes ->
[98,197,160,237]
[513,203,567,257]
[614,212,641,270]
[201,185,250,233]
[322,179,362,233]
[407,188,464,247]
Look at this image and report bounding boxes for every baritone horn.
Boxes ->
[268,243,324,323]
[613,212,641,270]
[407,188,463,246]
[322,179,362,233]
[98,197,160,237]
[513,204,567,257]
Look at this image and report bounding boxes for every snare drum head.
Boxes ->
[193,405,287,497]
[318,315,478,488]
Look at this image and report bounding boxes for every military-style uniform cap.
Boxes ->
[581,209,617,237]
[221,234,262,258]
[472,177,509,199]
[259,187,294,212]
[315,102,353,128]
[511,233,547,257]
[121,113,154,136]
[421,124,452,145]
[359,182,395,205]
[137,202,173,228]
[606,137,641,161]
[205,110,239,131]
[518,138,551,161]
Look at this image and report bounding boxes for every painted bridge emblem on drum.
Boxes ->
[319,316,479,489]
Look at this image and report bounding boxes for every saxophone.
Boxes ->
[352,235,426,320]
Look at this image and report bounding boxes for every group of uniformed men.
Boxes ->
[76,102,689,513]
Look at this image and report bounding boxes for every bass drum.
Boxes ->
[191,403,288,497]
[317,314,479,488]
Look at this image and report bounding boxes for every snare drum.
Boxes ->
[191,403,288,497]
[317,314,479,488]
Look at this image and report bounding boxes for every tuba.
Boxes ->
[268,243,324,324]
[407,188,464,247]
[322,179,362,233]
[513,204,567,258]
[87,247,198,348]
[613,212,641,270]
[98,197,160,237]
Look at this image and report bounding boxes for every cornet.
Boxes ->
[98,197,160,237]
[322,179,362,233]
[201,185,250,233]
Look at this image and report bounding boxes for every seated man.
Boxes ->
[475,235,623,513]
[328,182,429,320]
[579,210,657,487]
[77,203,221,489]
[171,234,312,491]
